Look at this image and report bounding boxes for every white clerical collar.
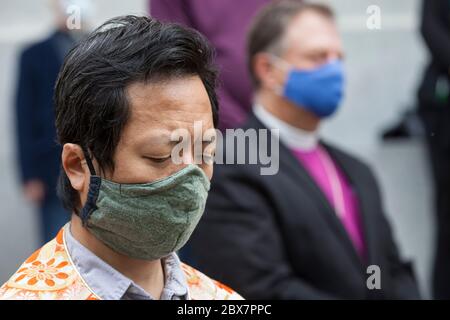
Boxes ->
[253,103,319,151]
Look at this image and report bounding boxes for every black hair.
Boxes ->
[54,15,218,213]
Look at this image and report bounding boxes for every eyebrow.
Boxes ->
[135,131,175,147]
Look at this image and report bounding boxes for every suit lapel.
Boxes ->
[247,115,367,270]
[324,145,376,267]
[280,142,366,271]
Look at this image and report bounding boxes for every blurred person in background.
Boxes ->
[15,0,93,243]
[189,0,421,299]
[417,0,450,300]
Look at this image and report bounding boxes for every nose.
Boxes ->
[181,146,206,165]
[328,51,343,63]
[181,147,195,165]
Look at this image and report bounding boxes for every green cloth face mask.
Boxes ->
[79,150,210,261]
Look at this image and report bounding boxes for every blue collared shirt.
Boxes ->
[64,223,189,300]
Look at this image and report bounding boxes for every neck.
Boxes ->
[70,214,165,299]
[255,89,320,132]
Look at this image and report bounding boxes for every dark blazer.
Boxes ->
[418,0,450,149]
[420,0,450,75]
[189,114,421,299]
[15,31,70,201]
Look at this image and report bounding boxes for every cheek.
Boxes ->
[112,158,164,183]
[112,151,188,184]
[202,164,213,180]
[109,150,154,183]
[271,66,289,89]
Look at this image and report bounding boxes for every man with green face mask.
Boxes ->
[0,15,242,300]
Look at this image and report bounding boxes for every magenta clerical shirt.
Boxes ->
[291,147,366,260]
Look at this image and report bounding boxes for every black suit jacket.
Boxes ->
[420,0,450,74]
[189,115,421,299]
[418,0,450,149]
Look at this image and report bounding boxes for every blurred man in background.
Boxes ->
[15,0,92,243]
[190,0,421,299]
[417,0,450,300]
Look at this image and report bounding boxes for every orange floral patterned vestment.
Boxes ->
[0,227,243,300]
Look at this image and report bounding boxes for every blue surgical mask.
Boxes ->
[276,58,345,118]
